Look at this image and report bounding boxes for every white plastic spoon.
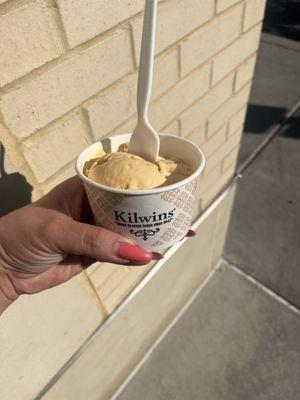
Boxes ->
[128,0,159,163]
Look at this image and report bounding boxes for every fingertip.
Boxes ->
[186,229,197,237]
[151,252,164,260]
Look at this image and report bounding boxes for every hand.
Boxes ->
[0,177,164,313]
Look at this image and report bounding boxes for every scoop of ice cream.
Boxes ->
[84,145,192,190]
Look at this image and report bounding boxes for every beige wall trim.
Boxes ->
[35,174,240,400]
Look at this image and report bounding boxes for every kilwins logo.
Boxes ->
[114,209,176,241]
[130,228,160,241]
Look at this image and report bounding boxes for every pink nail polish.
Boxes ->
[117,242,152,262]
[186,229,197,237]
[151,252,164,260]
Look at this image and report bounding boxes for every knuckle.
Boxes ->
[44,214,66,241]
[85,227,105,255]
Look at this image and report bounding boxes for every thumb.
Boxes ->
[57,220,162,265]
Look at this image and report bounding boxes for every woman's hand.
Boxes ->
[0,176,163,313]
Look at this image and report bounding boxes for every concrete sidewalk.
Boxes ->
[116,33,300,400]
[116,261,300,400]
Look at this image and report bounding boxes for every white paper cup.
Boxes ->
[76,133,205,252]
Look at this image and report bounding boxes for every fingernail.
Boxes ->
[186,229,197,237]
[151,252,164,260]
[116,242,152,262]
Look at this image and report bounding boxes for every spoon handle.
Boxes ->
[137,0,157,123]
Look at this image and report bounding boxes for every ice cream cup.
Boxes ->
[76,133,205,252]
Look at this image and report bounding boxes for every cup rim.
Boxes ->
[76,133,205,196]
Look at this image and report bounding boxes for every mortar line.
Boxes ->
[213,0,217,16]
[0,0,34,15]
[128,21,138,70]
[241,1,247,34]
[209,60,214,88]
[45,0,70,52]
[78,107,96,143]
[225,261,300,316]
[81,271,109,319]
[39,160,76,193]
[177,43,182,79]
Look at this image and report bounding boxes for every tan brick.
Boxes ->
[102,265,152,314]
[152,48,179,99]
[201,165,234,209]
[244,0,267,31]
[205,126,242,174]
[0,276,103,400]
[235,54,257,92]
[0,2,61,87]
[23,114,89,182]
[212,25,262,84]
[86,48,178,138]
[222,144,240,172]
[163,119,181,136]
[207,82,251,136]
[228,106,247,135]
[97,270,127,300]
[186,124,206,147]
[200,164,222,193]
[202,124,227,162]
[87,263,118,285]
[108,115,180,140]
[180,73,234,136]
[86,76,136,140]
[216,0,242,13]
[57,0,144,48]
[131,0,214,64]
[86,262,103,276]
[43,163,76,193]
[149,63,210,130]
[1,28,133,138]
[108,116,137,138]
[181,5,242,76]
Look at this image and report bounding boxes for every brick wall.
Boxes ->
[0,1,266,397]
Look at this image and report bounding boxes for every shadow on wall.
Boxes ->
[0,144,33,217]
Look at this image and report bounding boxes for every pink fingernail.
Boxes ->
[186,229,197,237]
[117,242,152,262]
[151,252,164,260]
